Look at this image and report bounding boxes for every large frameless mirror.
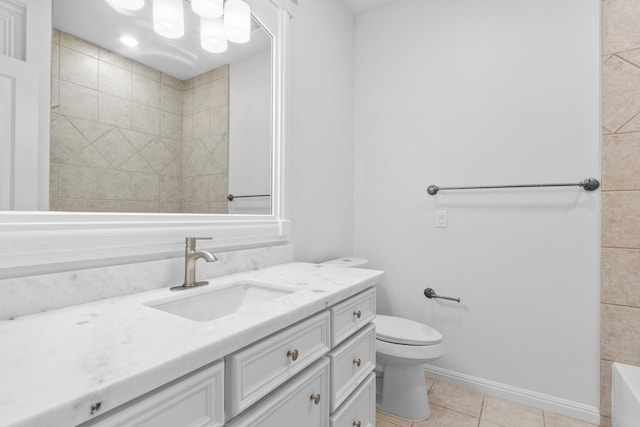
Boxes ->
[48,0,272,215]
[0,0,290,277]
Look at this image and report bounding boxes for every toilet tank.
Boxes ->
[320,257,368,268]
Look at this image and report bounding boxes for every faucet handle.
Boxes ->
[186,237,213,247]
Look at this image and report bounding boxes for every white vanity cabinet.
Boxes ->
[79,288,376,427]
[225,311,331,417]
[226,288,376,427]
[330,288,376,347]
[328,323,376,412]
[330,373,376,427]
[328,289,377,427]
[225,358,330,427]
[80,361,224,427]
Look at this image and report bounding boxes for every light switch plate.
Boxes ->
[436,209,447,228]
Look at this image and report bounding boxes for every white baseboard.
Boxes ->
[423,365,600,425]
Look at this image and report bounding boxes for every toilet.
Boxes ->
[320,257,446,421]
[374,314,445,420]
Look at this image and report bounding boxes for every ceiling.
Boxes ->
[342,0,397,15]
[51,0,396,80]
[52,0,270,80]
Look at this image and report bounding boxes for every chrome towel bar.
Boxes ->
[427,177,599,196]
[227,194,271,202]
[424,288,461,303]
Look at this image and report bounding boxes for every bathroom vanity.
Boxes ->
[0,262,382,427]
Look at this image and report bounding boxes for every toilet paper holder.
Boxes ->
[424,288,461,303]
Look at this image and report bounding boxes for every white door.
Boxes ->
[0,0,51,210]
[0,56,39,210]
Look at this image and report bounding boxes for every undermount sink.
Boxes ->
[146,281,298,322]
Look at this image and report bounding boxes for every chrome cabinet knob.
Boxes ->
[353,358,361,367]
[310,394,321,405]
[353,310,362,319]
[353,422,361,427]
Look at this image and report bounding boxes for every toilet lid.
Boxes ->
[374,315,442,346]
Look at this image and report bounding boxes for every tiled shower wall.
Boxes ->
[601,0,640,424]
[182,68,230,214]
[50,30,229,213]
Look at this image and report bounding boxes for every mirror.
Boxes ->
[0,0,290,278]
[49,0,272,215]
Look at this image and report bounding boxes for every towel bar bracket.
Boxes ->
[424,288,461,303]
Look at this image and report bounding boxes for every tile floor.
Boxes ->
[375,379,603,427]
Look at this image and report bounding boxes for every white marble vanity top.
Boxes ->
[0,262,383,427]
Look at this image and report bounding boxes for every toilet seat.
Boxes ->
[374,315,442,345]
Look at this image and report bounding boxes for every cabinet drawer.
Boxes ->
[226,311,331,417]
[80,361,224,427]
[328,323,376,411]
[330,372,375,427]
[330,288,375,347]
[226,358,330,427]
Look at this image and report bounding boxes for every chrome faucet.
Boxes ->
[170,237,218,291]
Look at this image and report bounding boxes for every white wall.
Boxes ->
[353,0,601,421]
[229,48,272,215]
[287,0,356,262]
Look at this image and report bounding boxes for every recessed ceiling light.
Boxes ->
[120,35,139,47]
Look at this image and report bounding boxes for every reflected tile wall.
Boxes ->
[183,66,230,213]
[50,30,228,214]
[601,0,640,423]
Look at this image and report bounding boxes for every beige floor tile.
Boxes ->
[481,396,544,427]
[429,381,484,417]
[479,421,502,427]
[600,415,612,427]
[375,411,413,427]
[544,411,599,427]
[413,404,479,427]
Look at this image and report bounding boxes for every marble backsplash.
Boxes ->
[0,243,295,321]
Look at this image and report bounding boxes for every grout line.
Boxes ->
[612,109,640,134]
[604,128,640,135]
[612,52,640,72]
[601,301,640,309]
[601,246,640,250]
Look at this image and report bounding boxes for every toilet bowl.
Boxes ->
[374,315,445,421]
[320,258,446,421]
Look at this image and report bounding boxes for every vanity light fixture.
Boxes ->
[223,0,251,43]
[191,0,223,19]
[108,0,250,49]
[200,17,228,53]
[107,0,145,11]
[153,0,185,39]
[119,35,139,46]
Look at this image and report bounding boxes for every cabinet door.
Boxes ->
[0,0,49,210]
[81,361,224,427]
[329,323,376,411]
[226,358,330,427]
[330,373,375,427]
[330,288,376,347]
[226,311,330,417]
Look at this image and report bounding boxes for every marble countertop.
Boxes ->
[0,262,383,427]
